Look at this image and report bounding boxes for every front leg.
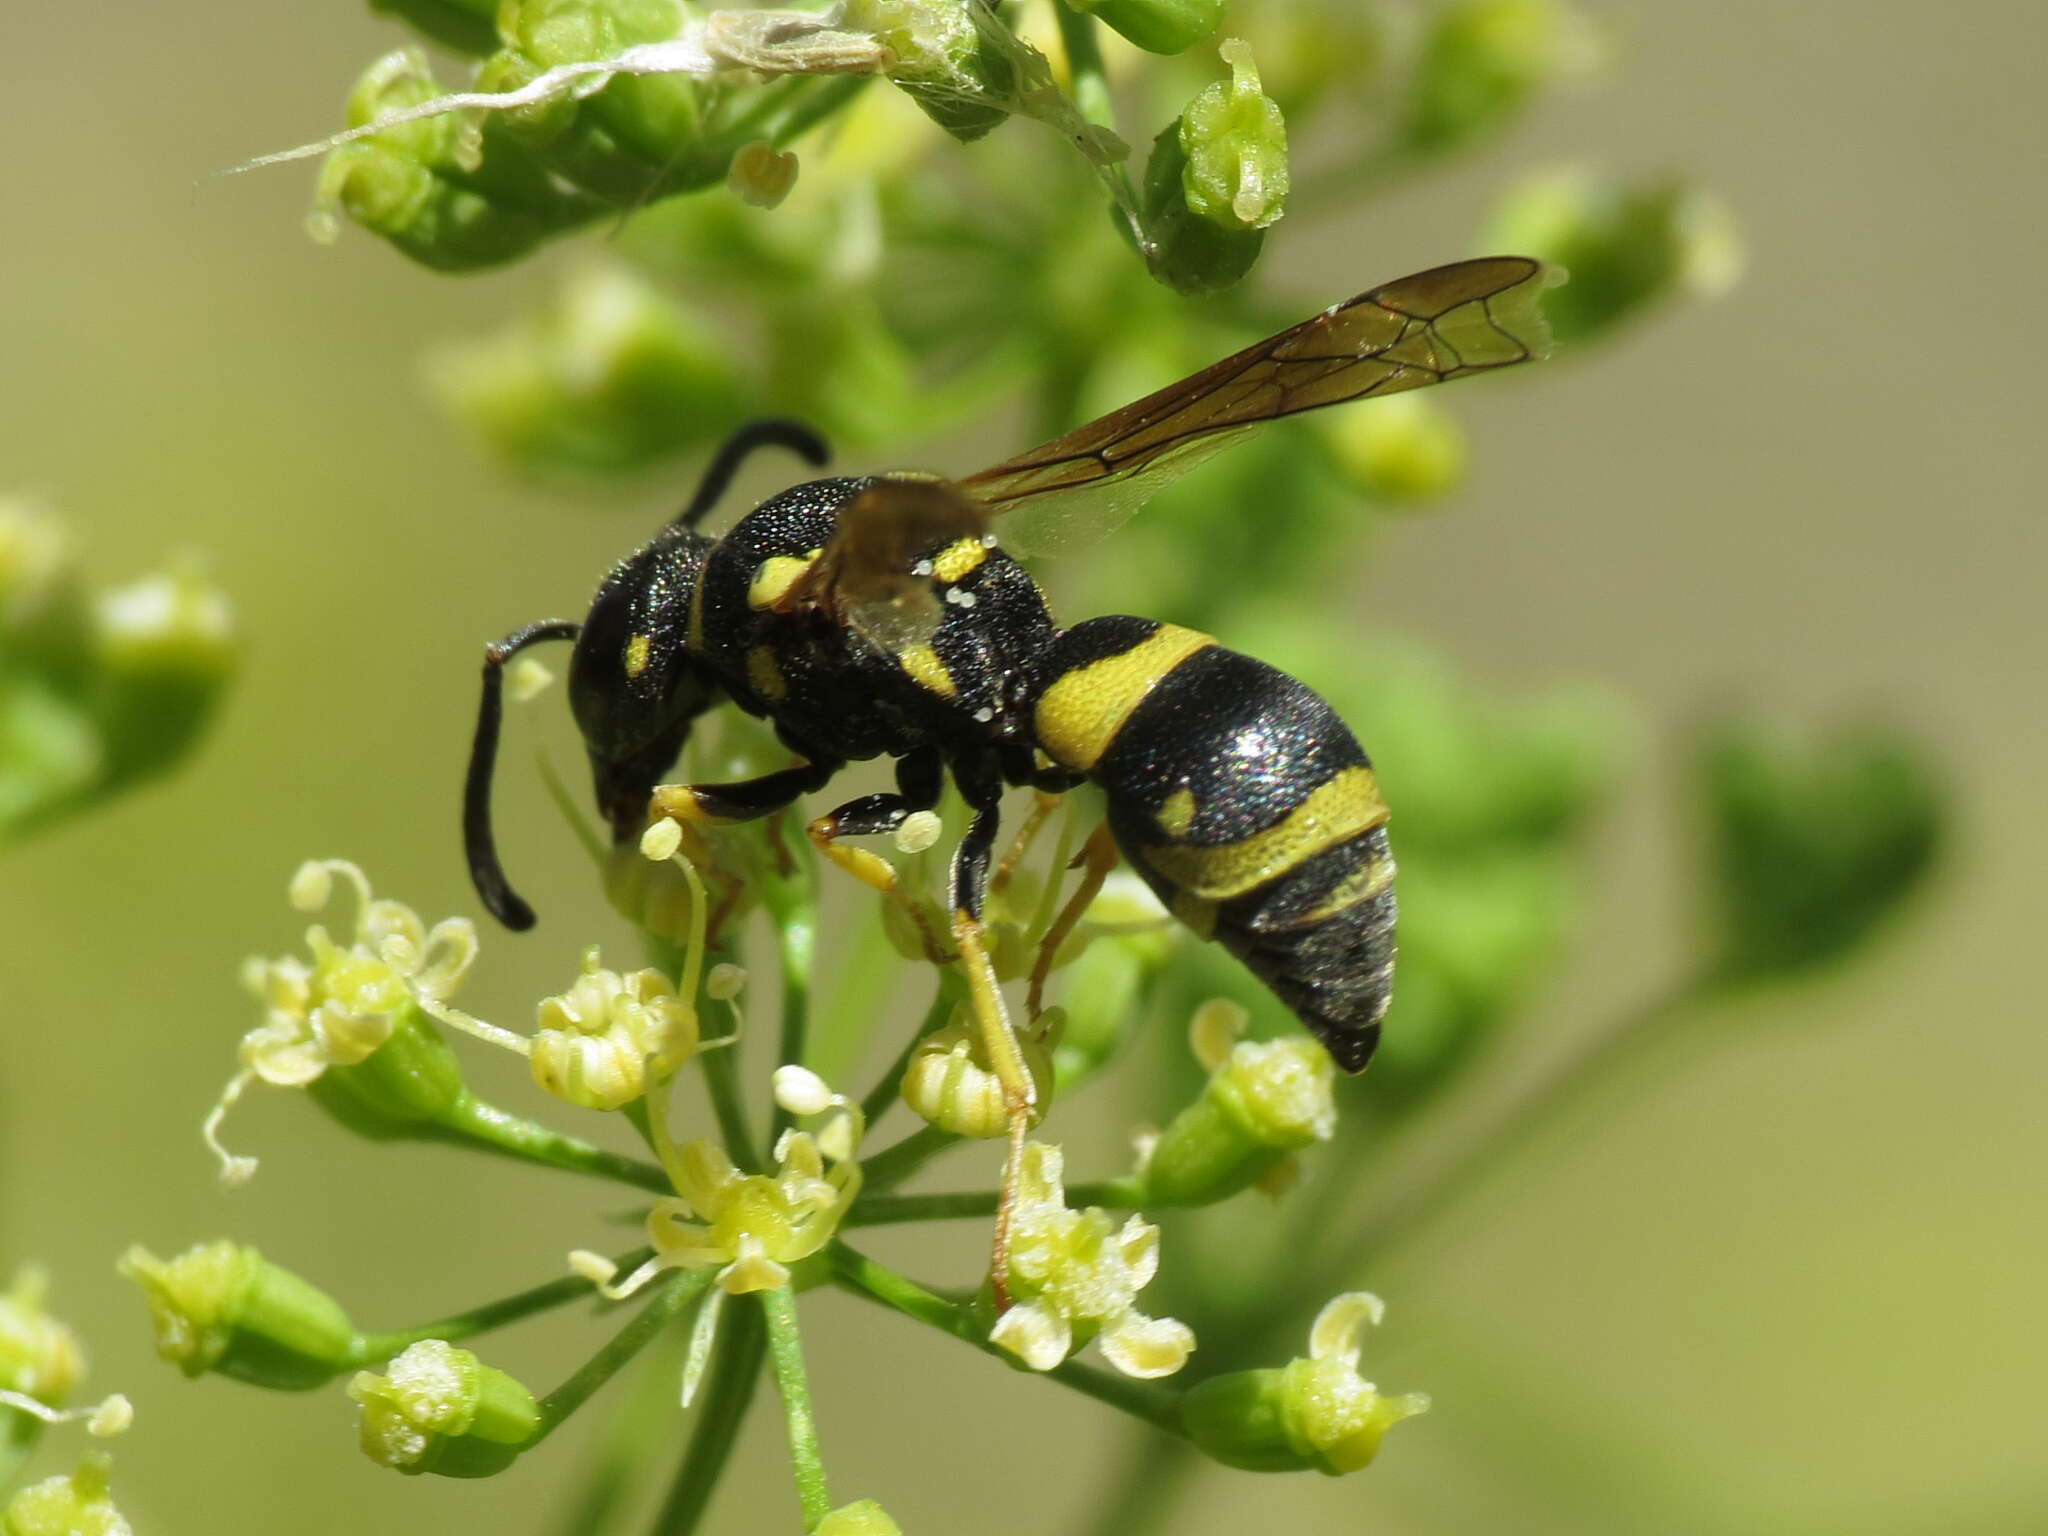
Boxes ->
[649,758,840,826]
[804,749,944,895]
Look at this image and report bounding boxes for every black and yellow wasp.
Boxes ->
[463,256,1558,1207]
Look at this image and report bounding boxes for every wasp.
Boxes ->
[463,257,1558,1281]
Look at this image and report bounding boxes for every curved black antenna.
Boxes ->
[465,619,581,930]
[674,418,831,528]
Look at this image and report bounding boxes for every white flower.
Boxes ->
[988,1144,1194,1379]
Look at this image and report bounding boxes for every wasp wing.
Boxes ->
[775,476,993,655]
[962,256,1564,557]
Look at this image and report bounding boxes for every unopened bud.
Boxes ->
[0,1270,85,1407]
[728,140,799,209]
[348,1339,540,1478]
[118,1241,357,1391]
[1180,39,1288,231]
[307,1004,469,1138]
[1182,1293,1428,1474]
[1141,1034,1336,1207]
[1068,0,1224,55]
[816,1500,904,1536]
[900,1010,1049,1138]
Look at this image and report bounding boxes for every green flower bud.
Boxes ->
[2,1452,130,1536]
[1317,392,1467,506]
[1400,0,1603,158]
[846,0,1018,141]
[429,261,753,477]
[0,1270,84,1453]
[901,1008,1050,1138]
[1485,167,1743,346]
[1183,1293,1428,1474]
[817,1500,904,1536]
[0,501,88,684]
[307,1003,470,1139]
[1136,123,1261,295]
[1698,720,1944,985]
[89,562,235,792]
[314,48,592,272]
[348,1340,540,1478]
[1142,1026,1336,1208]
[118,1242,357,1391]
[1068,0,1225,56]
[369,0,501,57]
[1180,39,1288,231]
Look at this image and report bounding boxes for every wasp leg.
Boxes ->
[649,759,839,827]
[1026,821,1119,1022]
[806,750,949,960]
[990,790,1063,904]
[945,766,1044,1312]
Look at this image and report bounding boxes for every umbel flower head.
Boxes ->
[585,1075,864,1298]
[237,859,477,1088]
[530,946,701,1111]
[989,1144,1194,1380]
[206,861,477,1182]
[348,1340,540,1479]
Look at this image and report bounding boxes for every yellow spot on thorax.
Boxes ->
[624,633,652,678]
[1157,788,1198,838]
[1034,625,1215,773]
[746,645,788,701]
[931,537,988,584]
[748,549,822,610]
[897,643,955,699]
[1142,767,1390,903]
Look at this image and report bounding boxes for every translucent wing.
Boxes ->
[776,476,993,654]
[962,256,1564,556]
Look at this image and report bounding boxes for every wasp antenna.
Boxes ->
[464,619,582,930]
[675,418,832,528]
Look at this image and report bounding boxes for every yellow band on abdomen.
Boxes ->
[1033,624,1214,772]
[1141,767,1390,903]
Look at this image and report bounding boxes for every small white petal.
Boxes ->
[1309,1291,1386,1366]
[1188,998,1248,1074]
[773,1064,836,1117]
[1098,1313,1195,1379]
[989,1302,1071,1372]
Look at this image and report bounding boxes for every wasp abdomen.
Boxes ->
[1032,617,1395,1073]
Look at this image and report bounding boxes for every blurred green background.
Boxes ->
[3,2,2045,1532]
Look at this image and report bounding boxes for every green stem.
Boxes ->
[532,1269,712,1443]
[433,1096,671,1194]
[857,1124,961,1194]
[1052,5,1140,235]
[846,1176,1143,1228]
[856,978,959,1129]
[351,1247,655,1361]
[700,1038,762,1175]
[649,1289,768,1536]
[763,816,818,1145]
[759,1288,831,1529]
[827,1242,1186,1439]
[546,1314,693,1536]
